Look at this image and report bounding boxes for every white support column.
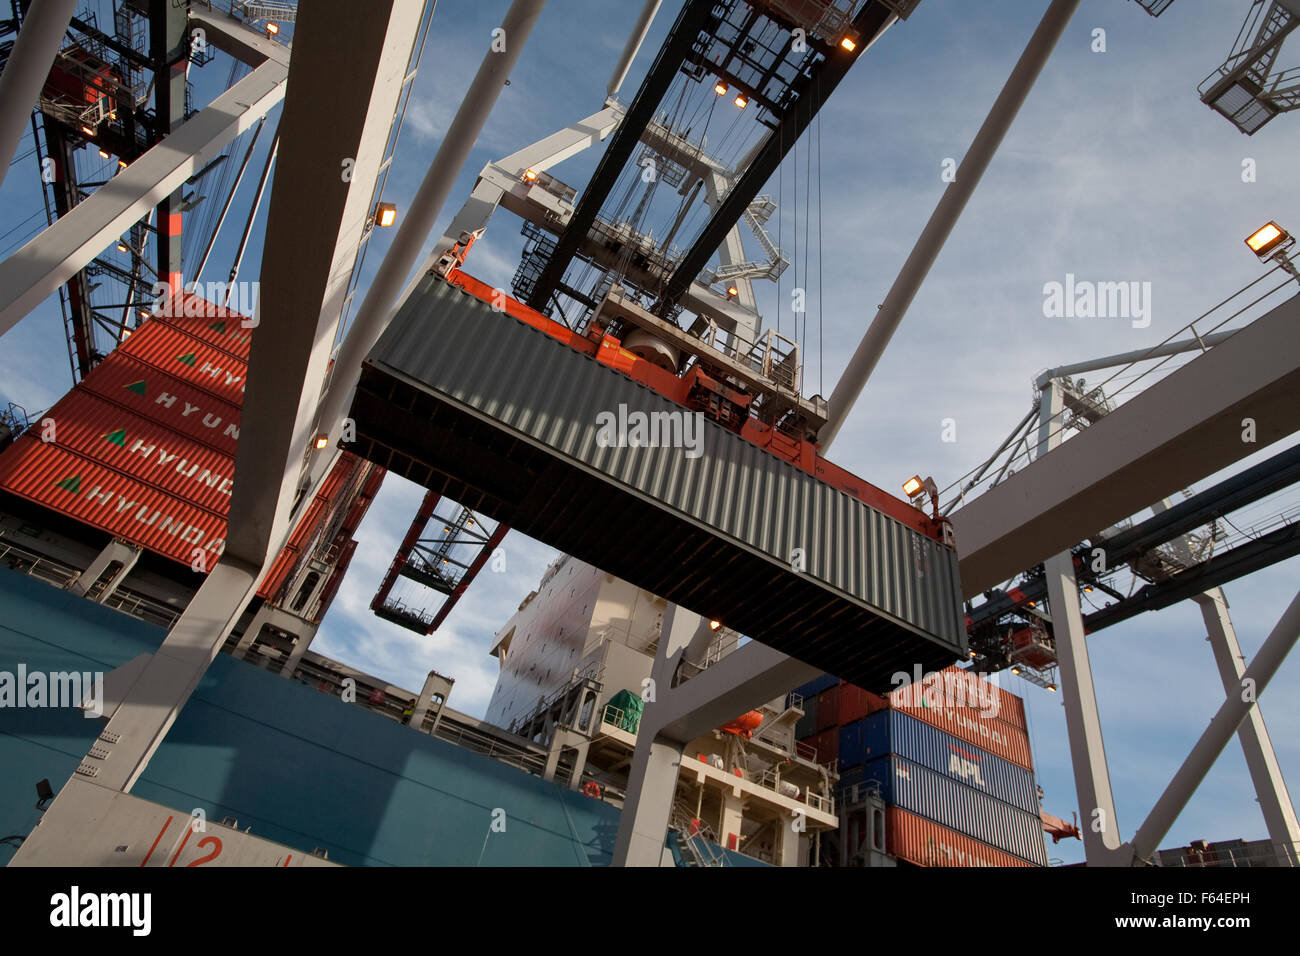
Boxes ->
[1039,381,1124,864]
[1193,588,1300,859]
[607,0,664,98]
[66,539,142,601]
[0,0,79,192]
[1126,589,1300,865]
[278,625,317,679]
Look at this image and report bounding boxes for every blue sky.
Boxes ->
[3,0,1299,866]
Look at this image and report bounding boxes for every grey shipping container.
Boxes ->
[351,277,967,693]
[862,754,1048,866]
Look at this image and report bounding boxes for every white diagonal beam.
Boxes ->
[0,59,288,335]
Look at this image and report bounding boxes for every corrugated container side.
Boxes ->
[794,694,818,740]
[888,694,1034,771]
[864,710,1038,814]
[816,685,840,732]
[362,278,969,690]
[806,728,838,766]
[78,352,243,458]
[795,674,839,700]
[864,754,1047,866]
[887,807,1034,868]
[154,299,255,361]
[41,390,235,516]
[0,437,226,565]
[889,665,1027,732]
[839,719,865,769]
[839,683,874,725]
[119,322,248,408]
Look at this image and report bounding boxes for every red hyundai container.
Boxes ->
[0,438,227,564]
[889,666,1027,732]
[815,685,840,732]
[41,389,235,516]
[886,807,1035,868]
[118,321,248,408]
[78,352,243,457]
[153,297,255,361]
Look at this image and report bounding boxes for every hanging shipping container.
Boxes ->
[886,807,1036,868]
[349,276,967,694]
[862,754,1047,866]
[858,710,1039,814]
[78,352,243,458]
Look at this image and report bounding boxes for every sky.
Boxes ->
[2,0,1299,867]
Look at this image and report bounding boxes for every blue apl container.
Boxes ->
[862,754,1048,867]
[794,674,839,700]
[851,710,1038,814]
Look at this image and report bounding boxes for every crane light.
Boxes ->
[902,476,923,498]
[80,125,96,137]
[1047,683,1057,692]
[98,148,110,160]
[266,22,280,36]
[1246,221,1290,258]
[726,285,739,298]
[734,94,748,109]
[840,36,857,52]
[524,168,538,181]
[373,202,397,227]
[714,82,728,95]
[116,242,128,253]
[314,434,329,450]
[709,620,722,630]
[118,158,128,169]
[1011,666,1022,676]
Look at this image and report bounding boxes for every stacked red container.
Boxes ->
[0,294,383,610]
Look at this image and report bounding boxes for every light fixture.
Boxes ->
[81,125,95,137]
[1011,666,1022,676]
[98,148,110,160]
[902,476,923,498]
[714,82,728,95]
[314,434,329,450]
[726,285,739,298]
[266,21,280,36]
[116,241,128,253]
[968,650,977,659]
[709,620,722,630]
[1083,585,1094,593]
[840,36,857,52]
[734,94,748,109]
[118,158,128,169]
[138,309,150,319]
[1027,600,1036,608]
[1245,221,1290,258]
[373,201,397,227]
[1047,683,1057,692]
[524,168,538,182]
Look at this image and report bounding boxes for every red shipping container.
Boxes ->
[806,728,838,766]
[0,437,226,565]
[889,666,1027,732]
[839,683,884,725]
[118,321,248,408]
[153,297,255,361]
[40,390,235,516]
[79,352,242,457]
[816,685,840,732]
[886,807,1035,868]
